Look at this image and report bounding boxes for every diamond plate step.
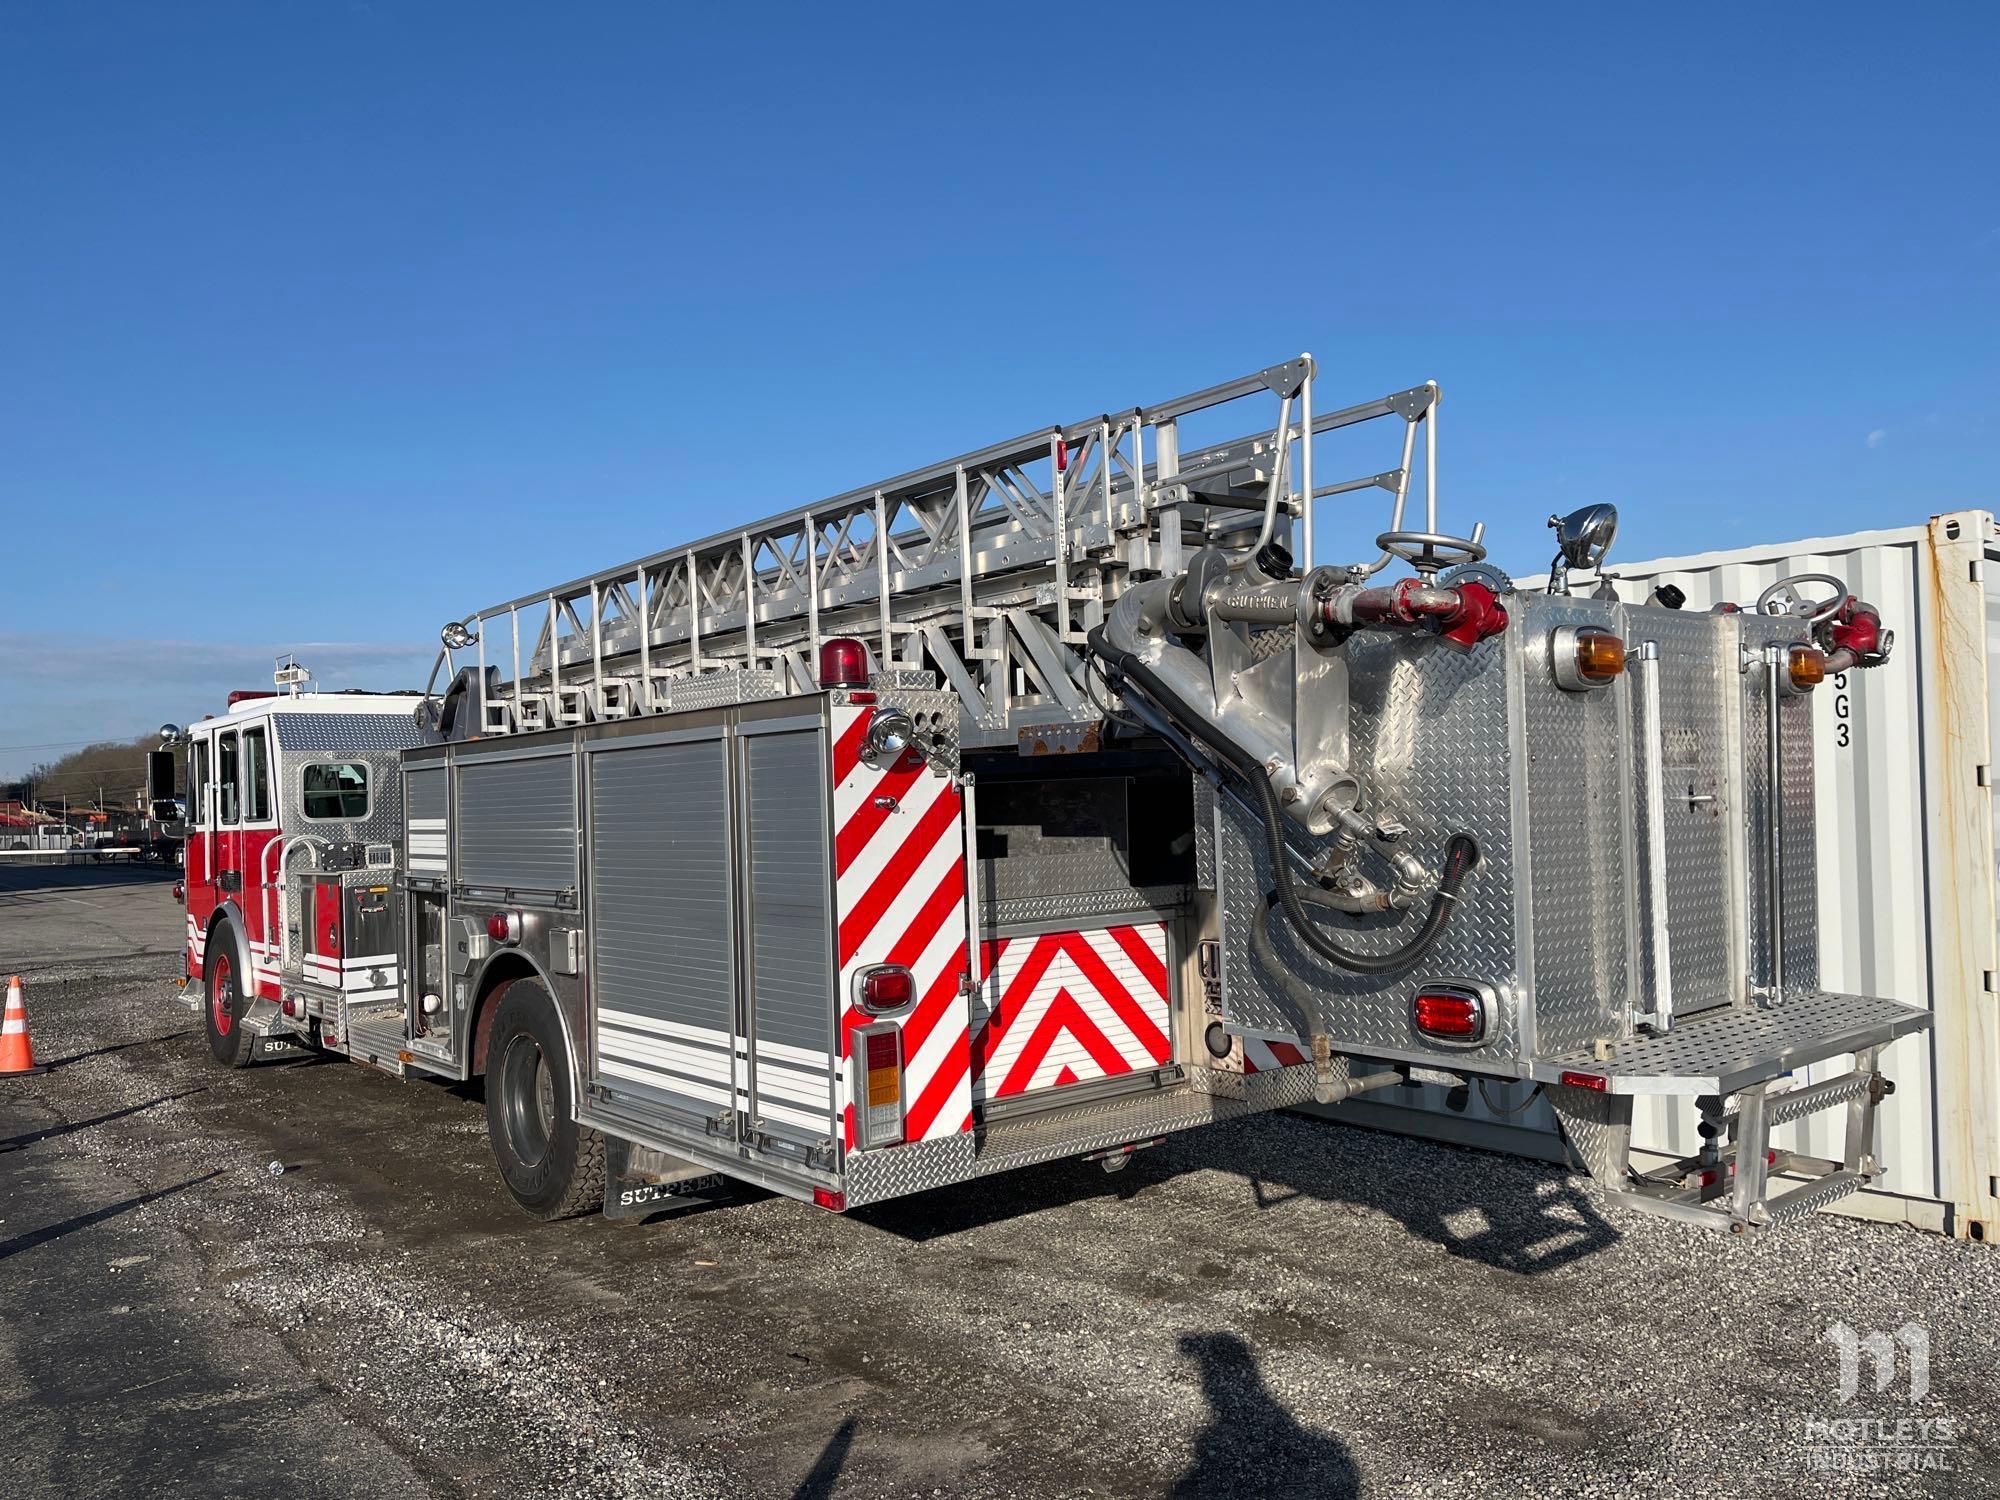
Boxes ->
[1534,991,1929,1095]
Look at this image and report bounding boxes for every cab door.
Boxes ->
[210,729,244,976]
[235,723,278,992]
[184,734,217,974]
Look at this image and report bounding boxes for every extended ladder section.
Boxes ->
[427,358,1457,745]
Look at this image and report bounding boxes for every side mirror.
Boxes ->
[146,749,183,829]
[145,749,176,803]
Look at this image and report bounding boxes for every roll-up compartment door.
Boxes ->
[738,722,837,1153]
[455,753,576,893]
[587,735,740,1133]
[405,765,448,878]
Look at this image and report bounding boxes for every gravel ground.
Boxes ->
[2,868,1995,1498]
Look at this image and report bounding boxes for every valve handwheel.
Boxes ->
[1755,573,1848,623]
[1375,529,1487,575]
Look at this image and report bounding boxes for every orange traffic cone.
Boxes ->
[1,975,44,1075]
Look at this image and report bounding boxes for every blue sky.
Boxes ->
[2,3,1995,776]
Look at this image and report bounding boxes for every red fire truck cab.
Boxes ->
[179,690,427,1065]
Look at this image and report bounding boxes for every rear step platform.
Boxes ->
[1536,991,1930,1233]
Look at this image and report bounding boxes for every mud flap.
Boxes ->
[602,1135,736,1221]
[251,1034,307,1063]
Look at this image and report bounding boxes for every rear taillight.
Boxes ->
[1412,985,1486,1044]
[818,637,870,688]
[812,1187,847,1212]
[849,1022,906,1149]
[486,911,522,945]
[1559,1070,1609,1092]
[855,964,915,1015]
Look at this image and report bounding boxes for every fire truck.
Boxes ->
[161,354,1919,1234]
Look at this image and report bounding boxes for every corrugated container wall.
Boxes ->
[1314,511,2000,1239]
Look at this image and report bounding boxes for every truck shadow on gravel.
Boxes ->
[855,1115,1618,1277]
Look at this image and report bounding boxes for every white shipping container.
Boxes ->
[1313,511,2000,1240]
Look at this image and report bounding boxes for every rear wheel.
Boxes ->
[483,979,604,1220]
[204,923,254,1068]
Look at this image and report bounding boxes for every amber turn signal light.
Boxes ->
[1552,625,1627,691]
[1787,644,1827,692]
[1576,631,1626,681]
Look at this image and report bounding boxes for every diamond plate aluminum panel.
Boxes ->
[1215,625,1523,1061]
[272,738,411,846]
[842,1131,976,1206]
[1623,607,1736,1017]
[1763,1169,1867,1225]
[1545,1083,1633,1185]
[985,887,1187,929]
[270,711,426,755]
[1191,773,1217,891]
[1537,990,1927,1094]
[670,669,791,712]
[870,686,961,770]
[1519,595,1632,1055]
[1739,617,1821,993]
[970,1076,1270,1175]
[841,1065,1318,1203]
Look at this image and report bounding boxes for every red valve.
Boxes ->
[1438,581,1509,650]
[1828,597,1882,659]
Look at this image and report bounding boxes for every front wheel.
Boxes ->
[203,923,254,1068]
[483,979,604,1220]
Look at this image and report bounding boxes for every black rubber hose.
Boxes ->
[1088,624,1478,975]
[1258,832,1479,975]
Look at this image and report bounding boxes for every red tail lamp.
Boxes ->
[856,964,915,1016]
[486,911,523,945]
[1412,986,1486,1044]
[818,637,870,688]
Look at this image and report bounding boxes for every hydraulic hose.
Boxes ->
[1087,626,1479,974]
[1253,833,1479,976]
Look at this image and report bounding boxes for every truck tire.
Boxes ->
[203,922,255,1068]
[483,979,604,1220]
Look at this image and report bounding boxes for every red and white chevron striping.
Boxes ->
[971,924,1171,1100]
[830,698,974,1147]
[1242,1036,1310,1073]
